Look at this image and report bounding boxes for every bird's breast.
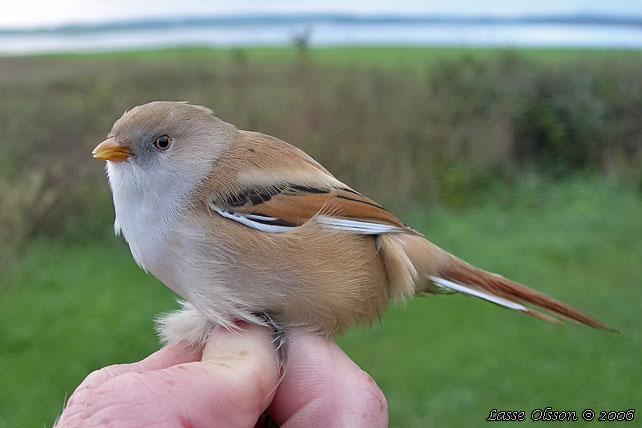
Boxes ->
[116,199,175,281]
[108,164,188,294]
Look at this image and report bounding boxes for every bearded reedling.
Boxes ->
[92,101,615,351]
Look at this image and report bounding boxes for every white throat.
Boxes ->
[106,159,204,280]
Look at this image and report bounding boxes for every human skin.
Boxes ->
[56,324,388,427]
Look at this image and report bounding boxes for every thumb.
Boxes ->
[168,322,281,428]
[198,322,281,417]
[58,323,279,428]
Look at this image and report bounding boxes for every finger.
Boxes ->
[58,323,279,428]
[75,342,202,390]
[267,330,388,428]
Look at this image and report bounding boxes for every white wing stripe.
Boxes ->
[429,276,528,311]
[245,214,279,221]
[212,207,296,233]
[211,205,406,235]
[316,216,406,234]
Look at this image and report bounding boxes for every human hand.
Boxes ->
[56,323,387,427]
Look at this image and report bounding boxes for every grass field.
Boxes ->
[50,45,642,69]
[1,175,639,427]
[0,46,641,427]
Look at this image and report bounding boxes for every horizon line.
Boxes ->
[2,12,641,34]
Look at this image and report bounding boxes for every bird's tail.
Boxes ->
[378,233,615,332]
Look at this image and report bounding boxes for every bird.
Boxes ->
[92,101,614,347]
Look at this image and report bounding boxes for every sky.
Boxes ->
[3,0,642,29]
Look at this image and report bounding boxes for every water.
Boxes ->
[1,21,641,55]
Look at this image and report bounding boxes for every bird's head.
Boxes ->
[93,101,237,216]
[93,101,234,167]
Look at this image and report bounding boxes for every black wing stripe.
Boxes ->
[246,214,298,228]
[334,194,384,209]
[223,185,282,207]
[221,183,331,208]
[333,186,363,196]
[289,184,331,194]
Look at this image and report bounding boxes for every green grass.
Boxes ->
[0,239,177,427]
[45,45,642,70]
[1,176,640,427]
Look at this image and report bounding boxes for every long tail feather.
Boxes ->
[391,233,616,332]
[437,259,617,332]
[430,276,562,324]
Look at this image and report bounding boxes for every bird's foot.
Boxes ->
[255,312,289,379]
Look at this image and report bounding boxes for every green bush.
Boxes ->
[0,48,640,271]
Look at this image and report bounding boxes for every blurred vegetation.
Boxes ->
[0,47,641,427]
[0,47,640,269]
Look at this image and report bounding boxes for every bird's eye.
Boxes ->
[154,135,172,150]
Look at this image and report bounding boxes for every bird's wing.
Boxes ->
[204,131,415,235]
[209,182,412,234]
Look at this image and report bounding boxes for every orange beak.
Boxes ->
[92,138,133,162]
